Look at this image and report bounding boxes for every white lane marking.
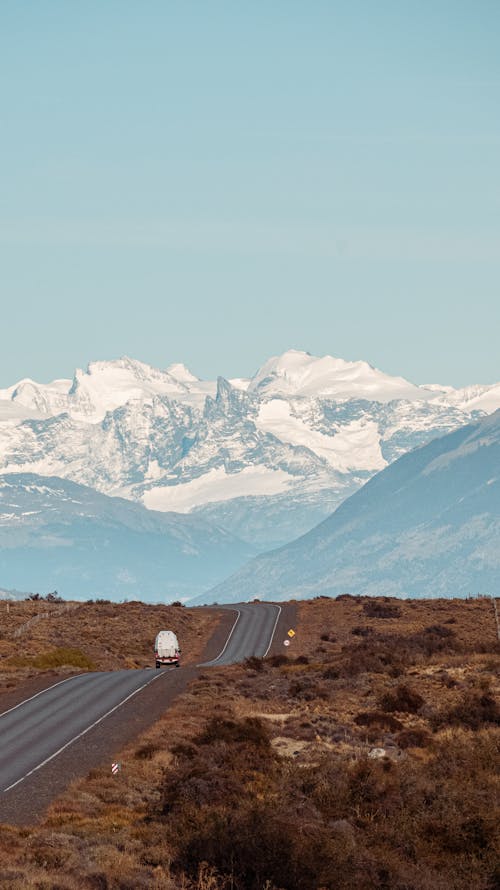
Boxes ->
[263,604,282,657]
[0,674,85,721]
[2,670,171,793]
[199,609,241,666]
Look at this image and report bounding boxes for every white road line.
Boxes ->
[199,609,241,666]
[2,670,170,793]
[263,604,282,657]
[0,674,83,721]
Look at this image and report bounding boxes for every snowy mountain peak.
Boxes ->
[166,363,200,384]
[0,350,499,554]
[65,357,193,421]
[83,356,187,387]
[249,349,426,402]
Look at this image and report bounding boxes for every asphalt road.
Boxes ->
[200,602,282,666]
[0,602,283,807]
[0,668,170,793]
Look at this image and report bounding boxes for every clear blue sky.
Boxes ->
[1,1,499,387]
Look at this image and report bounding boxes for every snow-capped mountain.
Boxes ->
[199,409,500,603]
[0,357,214,422]
[0,473,255,601]
[248,351,425,401]
[0,351,498,548]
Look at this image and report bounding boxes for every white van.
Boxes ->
[155,630,181,668]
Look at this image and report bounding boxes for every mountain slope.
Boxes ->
[0,350,498,547]
[0,474,255,601]
[201,410,500,602]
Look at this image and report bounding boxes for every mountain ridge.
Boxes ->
[0,350,498,547]
[199,409,500,603]
[0,472,255,601]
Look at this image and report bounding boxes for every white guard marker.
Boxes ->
[283,639,290,647]
[111,762,121,775]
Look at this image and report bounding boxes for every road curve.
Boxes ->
[200,603,281,666]
[0,603,282,801]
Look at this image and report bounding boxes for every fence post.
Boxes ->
[492,596,500,642]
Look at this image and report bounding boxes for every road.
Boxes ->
[200,603,281,666]
[0,602,283,813]
[0,668,170,793]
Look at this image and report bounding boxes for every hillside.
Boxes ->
[0,474,255,601]
[203,409,500,602]
[0,598,218,697]
[0,595,497,889]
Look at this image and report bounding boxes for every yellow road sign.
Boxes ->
[287,628,296,638]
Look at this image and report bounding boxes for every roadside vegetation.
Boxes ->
[0,599,217,696]
[0,595,498,889]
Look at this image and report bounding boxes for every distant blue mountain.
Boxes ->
[198,409,500,602]
[0,474,255,602]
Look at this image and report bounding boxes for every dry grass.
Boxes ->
[295,594,498,655]
[0,596,498,889]
[0,600,218,695]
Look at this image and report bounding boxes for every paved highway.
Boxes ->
[200,603,281,666]
[0,668,170,792]
[0,602,281,797]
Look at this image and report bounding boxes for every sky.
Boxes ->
[1,1,499,388]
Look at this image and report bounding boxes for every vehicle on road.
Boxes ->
[155,630,180,668]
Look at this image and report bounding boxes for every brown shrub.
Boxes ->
[354,710,403,732]
[322,666,340,680]
[295,654,310,665]
[362,601,402,619]
[134,742,160,760]
[346,757,403,820]
[379,683,425,714]
[406,625,461,657]
[171,799,358,890]
[432,690,500,730]
[170,742,198,760]
[340,639,405,677]
[266,653,289,667]
[339,622,464,679]
[289,678,329,701]
[396,727,432,749]
[161,716,276,819]
[194,716,271,750]
[424,623,454,636]
[244,656,265,672]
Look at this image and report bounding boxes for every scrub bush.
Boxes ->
[379,683,425,714]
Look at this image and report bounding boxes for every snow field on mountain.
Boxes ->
[0,349,499,546]
[143,465,293,512]
[256,399,387,472]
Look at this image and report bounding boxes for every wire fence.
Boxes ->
[8,603,81,639]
